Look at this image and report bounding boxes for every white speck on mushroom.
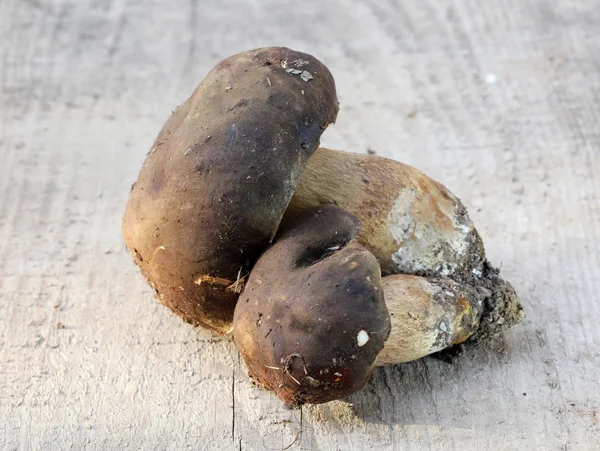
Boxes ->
[472,268,483,278]
[305,375,321,387]
[301,90,305,95]
[281,60,288,69]
[440,322,447,332]
[225,85,232,91]
[334,372,342,377]
[357,330,370,347]
[294,59,309,67]
[266,77,271,86]
[184,148,192,156]
[286,68,303,75]
[300,71,313,82]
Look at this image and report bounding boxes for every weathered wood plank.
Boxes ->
[1,0,599,449]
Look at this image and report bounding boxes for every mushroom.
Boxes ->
[122,47,522,364]
[233,206,391,406]
[122,47,338,333]
[122,47,524,406]
[234,206,523,405]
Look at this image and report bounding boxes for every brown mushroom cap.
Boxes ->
[122,48,338,333]
[233,206,391,406]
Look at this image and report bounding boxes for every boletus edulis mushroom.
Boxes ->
[233,206,391,405]
[123,46,524,405]
[233,205,522,405]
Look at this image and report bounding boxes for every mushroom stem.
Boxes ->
[289,147,484,279]
[375,272,523,366]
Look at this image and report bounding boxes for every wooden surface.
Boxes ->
[1,0,599,449]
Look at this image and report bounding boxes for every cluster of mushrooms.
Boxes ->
[122,47,524,406]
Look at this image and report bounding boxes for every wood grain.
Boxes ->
[1,0,599,449]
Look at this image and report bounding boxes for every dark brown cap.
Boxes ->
[233,206,391,405]
[122,48,338,332]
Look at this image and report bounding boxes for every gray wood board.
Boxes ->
[1,0,599,449]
